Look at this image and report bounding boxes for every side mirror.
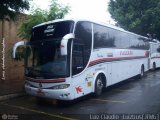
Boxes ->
[61,33,75,55]
[13,41,27,58]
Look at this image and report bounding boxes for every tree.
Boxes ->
[0,0,30,20]
[18,0,70,40]
[108,0,160,39]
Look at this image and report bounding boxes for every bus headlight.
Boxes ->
[25,81,31,87]
[25,81,35,88]
[50,84,70,89]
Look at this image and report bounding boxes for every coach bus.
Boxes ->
[13,19,150,101]
[149,40,160,70]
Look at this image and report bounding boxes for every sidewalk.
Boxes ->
[0,80,25,101]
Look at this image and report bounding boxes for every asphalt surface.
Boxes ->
[1,69,160,120]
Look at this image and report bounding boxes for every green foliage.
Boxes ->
[18,0,70,40]
[0,0,30,20]
[48,0,70,20]
[108,0,160,39]
[18,9,47,40]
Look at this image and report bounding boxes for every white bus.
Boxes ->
[13,19,150,101]
[149,40,160,70]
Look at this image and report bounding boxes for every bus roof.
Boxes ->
[33,18,123,30]
[33,18,148,39]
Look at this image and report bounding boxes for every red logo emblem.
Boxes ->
[145,51,149,57]
[75,86,82,93]
[37,88,44,96]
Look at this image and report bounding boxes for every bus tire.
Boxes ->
[94,75,104,96]
[140,65,145,78]
[152,62,156,71]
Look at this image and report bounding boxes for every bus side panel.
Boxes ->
[71,70,95,99]
[90,48,148,86]
[71,47,149,99]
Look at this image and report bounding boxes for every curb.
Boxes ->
[0,93,25,101]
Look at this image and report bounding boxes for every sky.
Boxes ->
[29,0,115,24]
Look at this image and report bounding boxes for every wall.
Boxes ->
[0,14,28,95]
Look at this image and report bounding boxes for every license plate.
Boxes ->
[36,88,45,97]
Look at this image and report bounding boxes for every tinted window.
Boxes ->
[151,44,160,53]
[72,21,92,75]
[72,42,85,75]
[25,40,70,79]
[113,30,122,48]
[31,21,74,41]
[119,32,131,48]
[130,36,149,49]
[130,36,138,49]
[93,23,149,50]
[94,24,115,48]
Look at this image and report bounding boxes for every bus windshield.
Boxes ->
[25,21,74,79]
[25,39,69,79]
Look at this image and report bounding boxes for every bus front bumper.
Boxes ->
[25,85,74,100]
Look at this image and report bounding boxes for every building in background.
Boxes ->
[0,14,28,95]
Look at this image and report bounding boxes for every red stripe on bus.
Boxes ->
[89,56,147,66]
[26,77,65,83]
[151,57,160,59]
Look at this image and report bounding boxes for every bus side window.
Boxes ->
[72,43,84,75]
[157,46,160,53]
[72,21,92,76]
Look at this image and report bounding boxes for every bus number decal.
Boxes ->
[120,51,133,55]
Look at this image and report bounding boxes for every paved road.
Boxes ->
[1,70,160,120]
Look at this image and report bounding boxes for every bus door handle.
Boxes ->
[77,66,83,69]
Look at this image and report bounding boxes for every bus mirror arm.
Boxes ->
[61,33,75,55]
[62,33,75,40]
[13,41,27,58]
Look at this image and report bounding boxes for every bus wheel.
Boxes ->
[153,62,156,71]
[140,66,144,78]
[94,75,103,96]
